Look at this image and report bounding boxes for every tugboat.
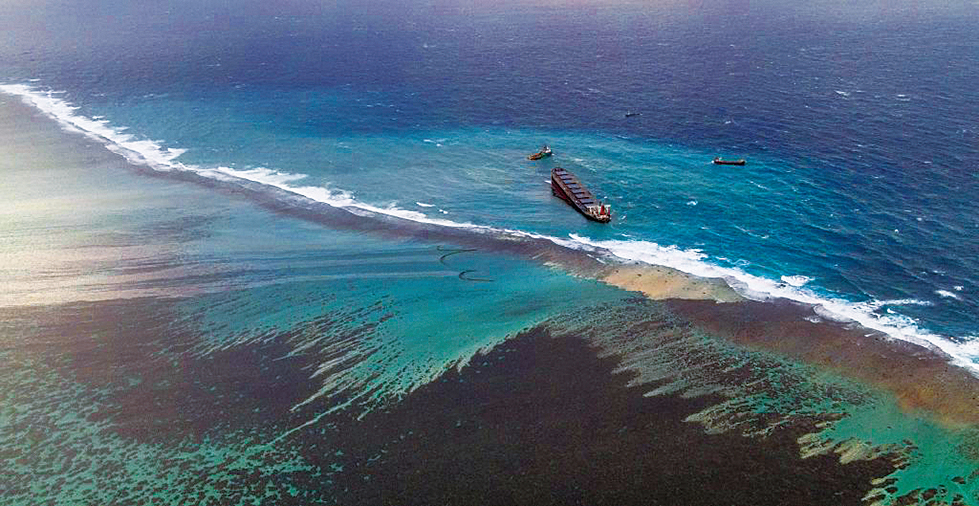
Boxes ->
[551,167,611,223]
[712,157,746,166]
[528,145,553,160]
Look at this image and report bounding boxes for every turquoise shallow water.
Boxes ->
[2,0,979,503]
[0,102,625,502]
[8,83,976,370]
[3,8,978,363]
[1,97,978,504]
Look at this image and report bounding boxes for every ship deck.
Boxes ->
[551,167,609,222]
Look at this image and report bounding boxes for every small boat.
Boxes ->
[625,112,641,117]
[551,167,611,223]
[713,157,746,166]
[528,145,553,160]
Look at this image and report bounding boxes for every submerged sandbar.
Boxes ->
[600,264,743,302]
[584,259,979,429]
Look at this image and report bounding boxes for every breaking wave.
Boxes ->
[3,82,977,375]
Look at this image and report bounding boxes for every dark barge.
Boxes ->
[712,157,746,166]
[551,167,611,223]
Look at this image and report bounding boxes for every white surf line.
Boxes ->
[4,82,977,376]
[567,235,979,375]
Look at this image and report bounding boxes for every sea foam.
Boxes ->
[565,235,979,373]
[4,83,978,375]
[780,275,811,287]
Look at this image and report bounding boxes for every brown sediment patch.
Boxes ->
[600,264,744,302]
[665,298,979,427]
[6,91,973,433]
[326,327,895,506]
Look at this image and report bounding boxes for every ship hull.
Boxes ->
[550,167,611,223]
[712,159,746,166]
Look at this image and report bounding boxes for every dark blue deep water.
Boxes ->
[3,1,979,503]
[3,0,978,361]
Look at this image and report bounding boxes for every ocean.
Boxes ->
[2,0,978,504]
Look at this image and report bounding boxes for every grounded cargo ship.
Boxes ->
[551,167,611,223]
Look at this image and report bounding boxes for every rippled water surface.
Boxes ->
[2,0,978,503]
